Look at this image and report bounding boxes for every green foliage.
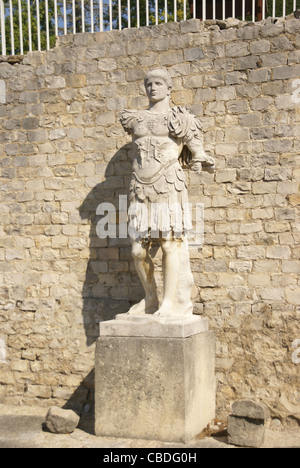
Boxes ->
[267,0,298,17]
[106,0,188,29]
[1,0,299,55]
[2,0,57,55]
[63,0,189,32]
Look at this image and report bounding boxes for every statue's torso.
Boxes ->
[131,110,183,182]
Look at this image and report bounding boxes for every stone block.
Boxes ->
[19,91,39,103]
[234,56,259,70]
[240,113,262,127]
[232,400,270,420]
[250,39,270,54]
[215,144,238,157]
[180,18,202,34]
[237,246,265,259]
[109,42,126,57]
[149,36,169,52]
[11,359,29,372]
[273,64,300,80]
[204,72,224,87]
[259,287,285,301]
[248,68,271,83]
[273,36,294,51]
[172,89,194,105]
[227,99,249,114]
[66,75,87,88]
[228,415,265,448]
[28,129,48,143]
[127,39,147,55]
[260,23,284,38]
[285,19,300,34]
[216,86,236,101]
[288,194,300,206]
[73,32,94,47]
[95,317,215,442]
[260,52,287,67]
[262,81,285,96]
[49,128,66,140]
[250,97,273,111]
[126,68,145,82]
[206,101,226,115]
[228,400,270,448]
[266,245,291,259]
[225,71,247,85]
[226,42,249,58]
[159,50,184,66]
[44,406,80,434]
[23,117,39,130]
[195,88,215,102]
[237,25,260,40]
[212,28,237,44]
[285,286,300,305]
[27,385,52,399]
[225,127,249,142]
[184,47,205,62]
[252,207,273,219]
[86,44,107,59]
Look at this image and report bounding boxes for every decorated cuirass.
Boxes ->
[120,106,211,236]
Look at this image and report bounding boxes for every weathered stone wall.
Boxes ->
[0,16,299,425]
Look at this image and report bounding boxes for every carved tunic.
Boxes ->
[120,106,207,239]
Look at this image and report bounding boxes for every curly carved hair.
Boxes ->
[144,68,172,89]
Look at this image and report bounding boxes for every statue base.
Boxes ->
[95,315,216,443]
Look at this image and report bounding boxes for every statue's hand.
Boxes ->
[203,162,216,174]
[203,155,215,167]
[201,155,216,174]
[191,156,215,174]
[191,161,202,174]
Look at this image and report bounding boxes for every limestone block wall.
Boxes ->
[0,16,299,424]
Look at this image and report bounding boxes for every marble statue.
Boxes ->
[120,68,215,318]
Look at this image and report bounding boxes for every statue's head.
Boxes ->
[144,68,172,103]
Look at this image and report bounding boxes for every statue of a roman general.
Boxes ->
[120,68,215,318]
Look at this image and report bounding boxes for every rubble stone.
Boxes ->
[228,400,270,448]
[44,406,80,434]
[232,400,270,420]
[228,415,265,448]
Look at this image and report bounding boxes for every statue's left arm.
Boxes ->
[168,106,215,174]
[184,126,215,174]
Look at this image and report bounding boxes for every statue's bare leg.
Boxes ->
[154,239,179,317]
[126,240,159,315]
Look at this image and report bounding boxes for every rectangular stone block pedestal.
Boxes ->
[95,316,215,443]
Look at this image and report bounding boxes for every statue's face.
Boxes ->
[145,77,170,103]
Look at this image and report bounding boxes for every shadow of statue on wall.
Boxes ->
[79,143,144,347]
[63,369,95,434]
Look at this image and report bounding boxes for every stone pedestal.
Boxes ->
[95,316,216,443]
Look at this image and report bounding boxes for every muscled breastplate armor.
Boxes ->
[131,111,183,183]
